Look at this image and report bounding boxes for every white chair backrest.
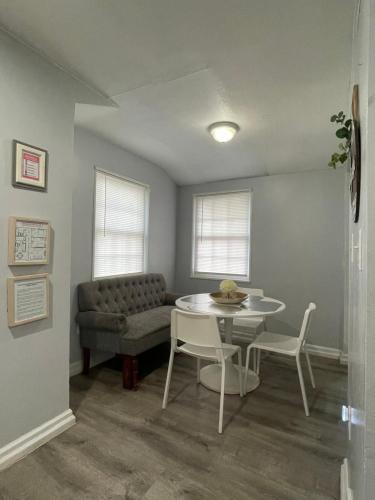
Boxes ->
[238,287,264,297]
[298,302,316,345]
[171,309,222,348]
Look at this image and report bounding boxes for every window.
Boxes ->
[93,169,149,279]
[192,190,251,281]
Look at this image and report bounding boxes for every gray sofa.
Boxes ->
[76,273,180,389]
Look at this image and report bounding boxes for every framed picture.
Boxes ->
[7,274,49,327]
[350,85,361,223]
[8,216,50,266]
[12,140,48,192]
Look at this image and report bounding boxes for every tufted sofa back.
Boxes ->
[78,273,168,316]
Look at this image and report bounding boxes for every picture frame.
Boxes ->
[8,216,51,266]
[12,140,48,192]
[7,273,49,327]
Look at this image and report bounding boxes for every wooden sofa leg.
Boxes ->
[82,348,90,375]
[132,357,139,389]
[122,355,139,390]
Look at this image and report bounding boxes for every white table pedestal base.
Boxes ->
[200,362,260,395]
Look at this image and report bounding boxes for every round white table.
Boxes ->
[176,293,286,395]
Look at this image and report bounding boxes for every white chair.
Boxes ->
[162,309,243,434]
[244,303,316,416]
[231,288,266,340]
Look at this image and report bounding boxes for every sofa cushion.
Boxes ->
[80,305,174,357]
[124,306,174,341]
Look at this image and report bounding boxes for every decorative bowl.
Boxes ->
[209,291,248,305]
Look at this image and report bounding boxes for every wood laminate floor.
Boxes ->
[0,353,347,500]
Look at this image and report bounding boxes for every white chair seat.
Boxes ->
[251,331,300,355]
[245,302,317,417]
[233,316,264,329]
[178,342,239,361]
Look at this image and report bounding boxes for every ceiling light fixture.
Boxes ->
[208,121,240,143]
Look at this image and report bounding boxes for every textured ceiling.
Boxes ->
[0,0,354,184]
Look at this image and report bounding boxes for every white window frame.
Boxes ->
[92,167,150,280]
[190,189,252,282]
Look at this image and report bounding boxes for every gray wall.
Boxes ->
[70,126,177,366]
[0,33,67,447]
[0,30,74,448]
[347,0,375,498]
[175,169,345,349]
[0,30,111,450]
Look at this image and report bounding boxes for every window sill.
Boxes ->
[190,273,250,282]
[92,271,146,281]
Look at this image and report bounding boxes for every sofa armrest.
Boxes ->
[164,292,183,306]
[76,311,127,333]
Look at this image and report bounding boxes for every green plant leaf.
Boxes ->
[340,153,348,163]
[336,127,349,139]
[328,111,351,169]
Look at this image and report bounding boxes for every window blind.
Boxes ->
[93,170,148,279]
[192,190,251,280]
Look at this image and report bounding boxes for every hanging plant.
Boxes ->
[328,111,352,168]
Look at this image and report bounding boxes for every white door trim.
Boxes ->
[341,459,353,500]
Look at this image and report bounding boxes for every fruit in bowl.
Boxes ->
[219,279,238,298]
[210,280,248,305]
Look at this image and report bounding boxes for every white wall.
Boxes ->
[346,0,375,498]
[175,169,346,350]
[70,126,177,366]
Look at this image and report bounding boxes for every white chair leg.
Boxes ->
[296,355,310,416]
[237,350,243,397]
[162,347,175,409]
[245,346,252,391]
[218,362,226,434]
[196,358,201,384]
[305,351,316,389]
[252,348,257,372]
[256,349,261,375]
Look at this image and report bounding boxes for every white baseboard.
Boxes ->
[0,409,76,471]
[340,353,348,365]
[341,458,353,500]
[305,344,343,360]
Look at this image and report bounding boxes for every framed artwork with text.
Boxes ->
[7,274,49,327]
[8,216,50,266]
[12,140,48,192]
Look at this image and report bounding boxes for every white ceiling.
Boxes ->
[0,0,354,185]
